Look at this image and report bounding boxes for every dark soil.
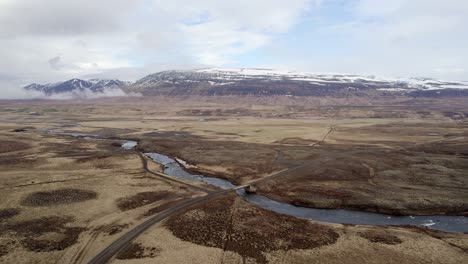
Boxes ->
[0,140,30,153]
[358,231,403,245]
[257,140,468,216]
[0,245,7,257]
[143,131,193,138]
[75,154,112,163]
[274,137,319,145]
[116,191,172,211]
[0,155,38,166]
[0,241,16,257]
[144,199,187,217]
[7,216,73,234]
[21,227,84,252]
[166,196,339,263]
[116,242,161,260]
[138,136,286,184]
[95,223,130,236]
[110,142,123,147]
[0,208,20,221]
[1,216,84,252]
[21,189,97,207]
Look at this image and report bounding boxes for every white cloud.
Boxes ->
[146,0,314,64]
[179,22,271,64]
[285,0,468,80]
[0,0,313,95]
[1,0,467,99]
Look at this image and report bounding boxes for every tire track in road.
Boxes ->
[87,191,229,264]
[310,126,335,147]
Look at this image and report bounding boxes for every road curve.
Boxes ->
[87,162,304,264]
[87,191,229,264]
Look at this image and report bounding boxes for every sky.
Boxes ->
[1,0,467,97]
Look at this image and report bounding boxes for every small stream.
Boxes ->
[121,140,138,150]
[144,153,236,190]
[48,128,468,233]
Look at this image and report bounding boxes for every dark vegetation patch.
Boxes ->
[0,208,20,221]
[111,142,123,147]
[116,191,172,211]
[95,223,130,236]
[0,216,84,252]
[358,231,403,245]
[91,128,138,137]
[166,196,339,264]
[0,241,16,257]
[116,242,161,260]
[75,153,112,163]
[7,216,73,234]
[394,225,457,239]
[0,244,7,257]
[257,141,468,215]
[21,189,97,207]
[275,137,319,145]
[41,108,59,113]
[138,137,285,183]
[212,131,240,136]
[0,140,31,153]
[74,153,117,169]
[143,131,193,138]
[143,199,187,217]
[10,126,35,132]
[21,227,84,252]
[0,154,38,166]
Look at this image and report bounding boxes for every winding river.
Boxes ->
[143,150,468,233]
[48,128,468,233]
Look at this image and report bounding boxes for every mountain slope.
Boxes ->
[128,68,468,97]
[24,78,129,98]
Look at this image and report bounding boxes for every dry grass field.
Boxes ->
[0,96,467,263]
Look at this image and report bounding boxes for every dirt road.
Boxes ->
[87,161,304,264]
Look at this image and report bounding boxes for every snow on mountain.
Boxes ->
[24,78,131,99]
[22,68,468,99]
[195,68,468,90]
[130,68,468,97]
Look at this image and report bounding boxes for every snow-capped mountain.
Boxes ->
[22,69,468,99]
[129,68,468,97]
[24,78,130,98]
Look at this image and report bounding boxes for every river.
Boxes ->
[143,150,468,233]
[47,127,468,233]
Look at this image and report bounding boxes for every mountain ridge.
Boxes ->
[23,68,468,98]
[127,68,468,97]
[23,78,130,98]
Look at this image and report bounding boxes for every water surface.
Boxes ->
[146,151,468,233]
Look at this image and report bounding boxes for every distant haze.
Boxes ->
[0,0,467,98]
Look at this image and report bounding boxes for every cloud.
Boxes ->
[0,0,316,99]
[179,22,271,64]
[0,79,138,100]
[278,0,468,80]
[47,56,81,71]
[0,80,42,100]
[0,0,140,37]
[41,87,136,100]
[1,0,467,100]
[48,56,62,70]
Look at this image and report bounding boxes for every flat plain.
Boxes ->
[0,96,467,263]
